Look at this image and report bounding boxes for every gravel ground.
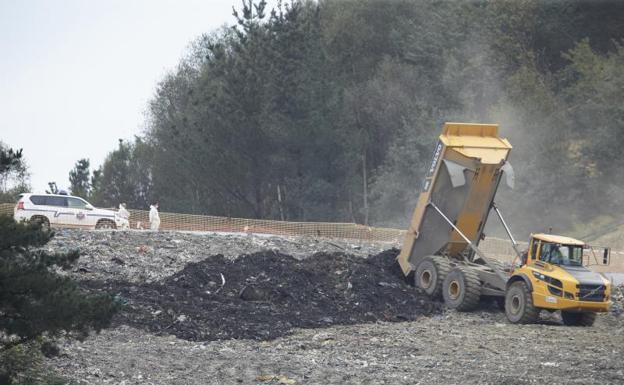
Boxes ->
[45,230,624,384]
[48,229,390,283]
[51,311,624,385]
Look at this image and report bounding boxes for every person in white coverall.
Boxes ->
[118,203,130,229]
[149,202,160,230]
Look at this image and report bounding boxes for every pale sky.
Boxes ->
[1,0,276,193]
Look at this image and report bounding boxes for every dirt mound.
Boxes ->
[85,248,440,341]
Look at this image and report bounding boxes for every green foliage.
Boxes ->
[90,0,624,235]
[0,147,23,176]
[68,159,91,199]
[0,144,30,202]
[0,215,120,383]
[0,342,65,385]
[0,184,30,205]
[90,138,153,209]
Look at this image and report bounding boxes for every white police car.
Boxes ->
[14,193,129,230]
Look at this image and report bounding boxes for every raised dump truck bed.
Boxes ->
[397,122,513,276]
[397,122,611,322]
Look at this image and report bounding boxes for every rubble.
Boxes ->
[82,249,441,341]
[43,230,624,384]
[51,311,624,385]
[610,284,624,316]
[48,229,392,284]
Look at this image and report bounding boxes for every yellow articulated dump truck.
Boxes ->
[398,122,611,325]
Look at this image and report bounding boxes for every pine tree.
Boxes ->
[0,147,22,177]
[0,145,30,202]
[0,147,120,384]
[68,158,91,199]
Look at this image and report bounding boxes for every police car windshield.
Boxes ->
[539,243,583,266]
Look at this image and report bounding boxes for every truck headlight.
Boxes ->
[531,270,562,288]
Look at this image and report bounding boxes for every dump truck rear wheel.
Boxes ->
[505,281,538,324]
[487,259,506,273]
[561,311,596,327]
[414,256,450,299]
[442,267,481,311]
[474,258,507,273]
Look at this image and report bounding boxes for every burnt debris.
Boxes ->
[84,249,442,341]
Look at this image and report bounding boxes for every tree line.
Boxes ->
[5,0,624,237]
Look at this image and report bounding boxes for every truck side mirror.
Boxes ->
[603,248,610,265]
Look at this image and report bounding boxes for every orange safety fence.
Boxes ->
[0,202,403,243]
[0,202,529,248]
[127,208,406,243]
[1,202,623,271]
[1,203,14,217]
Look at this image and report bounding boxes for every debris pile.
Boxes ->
[611,284,624,317]
[85,249,441,341]
[50,229,390,284]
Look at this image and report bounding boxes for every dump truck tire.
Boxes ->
[561,311,596,327]
[493,296,506,310]
[487,259,506,273]
[442,267,481,311]
[505,281,539,324]
[474,257,506,273]
[414,256,450,299]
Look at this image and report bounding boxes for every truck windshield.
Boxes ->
[539,243,583,266]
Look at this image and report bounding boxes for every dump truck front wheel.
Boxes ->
[505,281,539,324]
[561,311,596,327]
[414,256,450,298]
[442,267,481,311]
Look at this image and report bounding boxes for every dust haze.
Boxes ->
[378,21,620,245]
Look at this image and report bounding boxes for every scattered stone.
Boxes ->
[610,284,624,316]
[44,230,624,385]
[48,230,391,284]
[111,257,125,265]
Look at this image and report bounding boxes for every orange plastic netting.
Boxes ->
[0,202,521,249]
[3,202,622,271]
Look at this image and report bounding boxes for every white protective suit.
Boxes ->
[149,204,161,230]
[118,204,130,229]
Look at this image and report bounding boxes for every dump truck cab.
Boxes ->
[506,234,611,325]
[399,122,611,326]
